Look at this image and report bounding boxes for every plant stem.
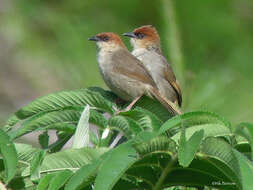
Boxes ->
[154,155,177,190]
[161,0,185,88]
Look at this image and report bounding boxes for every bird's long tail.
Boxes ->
[151,88,182,116]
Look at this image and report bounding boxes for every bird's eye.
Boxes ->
[101,36,109,42]
[135,33,145,39]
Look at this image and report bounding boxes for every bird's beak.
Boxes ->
[122,32,137,38]
[88,36,100,41]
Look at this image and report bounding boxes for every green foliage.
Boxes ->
[15,89,115,119]
[178,129,204,167]
[94,143,138,190]
[0,87,253,189]
[48,170,73,190]
[30,150,46,182]
[0,129,18,183]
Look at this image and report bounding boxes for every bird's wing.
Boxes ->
[161,57,183,107]
[111,49,157,87]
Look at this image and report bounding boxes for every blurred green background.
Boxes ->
[0,0,253,125]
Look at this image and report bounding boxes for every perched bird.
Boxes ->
[123,25,182,107]
[88,32,180,115]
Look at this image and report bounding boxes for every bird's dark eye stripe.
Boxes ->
[135,33,145,39]
[100,36,109,41]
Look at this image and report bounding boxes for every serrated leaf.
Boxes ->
[15,143,41,165]
[159,111,231,136]
[48,170,73,190]
[200,137,241,189]
[178,129,204,167]
[131,131,158,146]
[89,110,108,129]
[235,122,253,159]
[15,89,115,119]
[120,107,162,132]
[2,115,20,132]
[72,105,90,148]
[0,129,18,183]
[233,149,253,190]
[22,147,108,177]
[135,95,173,122]
[88,86,118,102]
[171,123,231,143]
[10,110,79,139]
[94,143,138,190]
[90,130,99,146]
[135,135,177,155]
[108,115,142,139]
[11,109,107,140]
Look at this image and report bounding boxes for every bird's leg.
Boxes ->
[114,95,142,115]
[124,95,142,111]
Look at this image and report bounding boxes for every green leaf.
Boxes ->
[15,143,41,165]
[22,147,108,177]
[37,173,55,190]
[7,177,35,190]
[135,135,177,155]
[178,129,204,167]
[170,123,231,143]
[10,110,79,139]
[233,149,253,190]
[108,115,142,139]
[2,115,20,132]
[11,109,107,139]
[159,111,231,136]
[15,89,115,119]
[48,132,72,153]
[64,160,101,190]
[30,150,46,182]
[88,87,118,103]
[48,170,73,190]
[0,129,18,183]
[200,137,241,189]
[90,130,99,147]
[94,143,139,190]
[120,107,162,132]
[235,122,253,159]
[72,105,90,148]
[65,151,112,190]
[39,131,49,149]
[89,110,108,129]
[131,131,159,146]
[135,95,173,122]
[234,142,251,159]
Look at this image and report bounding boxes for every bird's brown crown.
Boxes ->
[96,32,125,47]
[133,25,160,43]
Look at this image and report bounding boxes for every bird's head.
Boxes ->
[123,25,161,51]
[88,32,126,51]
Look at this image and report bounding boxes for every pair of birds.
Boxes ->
[89,25,182,115]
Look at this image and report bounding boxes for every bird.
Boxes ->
[122,25,182,107]
[88,32,181,115]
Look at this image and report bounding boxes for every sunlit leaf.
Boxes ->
[72,105,90,148]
